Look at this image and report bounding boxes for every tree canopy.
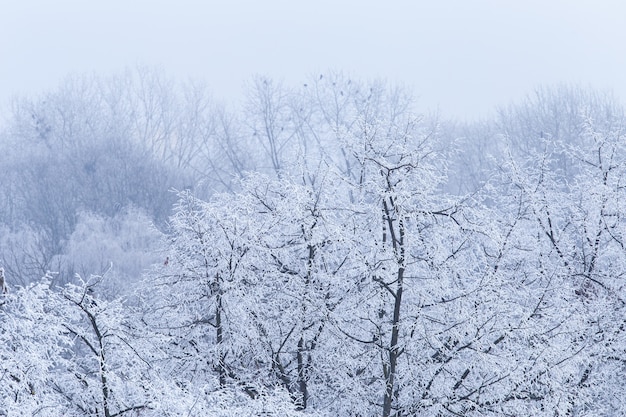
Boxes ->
[1,71,625,416]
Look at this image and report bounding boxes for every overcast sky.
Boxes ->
[1,0,625,120]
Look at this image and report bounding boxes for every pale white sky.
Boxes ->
[1,0,625,120]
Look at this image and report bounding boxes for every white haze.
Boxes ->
[1,0,625,120]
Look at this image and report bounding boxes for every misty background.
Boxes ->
[2,0,626,119]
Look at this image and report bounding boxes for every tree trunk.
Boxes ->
[382,199,405,417]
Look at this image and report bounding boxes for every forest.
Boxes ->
[1,68,625,416]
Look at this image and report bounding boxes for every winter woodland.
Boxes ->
[1,69,626,416]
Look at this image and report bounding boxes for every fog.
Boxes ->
[2,0,625,119]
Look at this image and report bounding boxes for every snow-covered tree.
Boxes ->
[0,278,68,416]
